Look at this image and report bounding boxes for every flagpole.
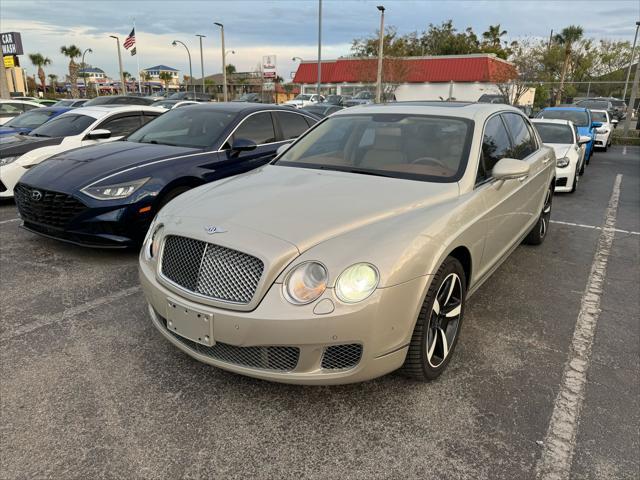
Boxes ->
[133,17,142,93]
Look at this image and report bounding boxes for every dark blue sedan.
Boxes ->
[0,107,72,136]
[14,103,318,247]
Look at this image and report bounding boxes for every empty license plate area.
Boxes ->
[166,298,214,346]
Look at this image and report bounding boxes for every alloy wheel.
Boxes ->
[540,188,552,238]
[426,273,463,368]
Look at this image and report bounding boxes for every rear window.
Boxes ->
[534,123,574,144]
[590,111,608,122]
[536,109,589,127]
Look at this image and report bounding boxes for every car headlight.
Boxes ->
[556,157,570,168]
[596,128,608,134]
[284,261,328,305]
[144,221,164,260]
[335,263,379,303]
[0,156,20,166]
[81,177,150,200]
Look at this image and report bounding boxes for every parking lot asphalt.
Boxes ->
[1,146,638,480]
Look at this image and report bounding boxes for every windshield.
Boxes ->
[29,113,95,137]
[127,107,234,148]
[5,110,57,129]
[537,110,589,127]
[354,91,372,99]
[535,123,573,144]
[275,114,472,182]
[610,99,625,107]
[576,100,608,110]
[84,96,120,106]
[295,95,311,101]
[168,93,186,100]
[590,111,608,122]
[54,100,73,107]
[326,95,341,103]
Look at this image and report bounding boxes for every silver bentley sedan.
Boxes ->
[139,102,555,385]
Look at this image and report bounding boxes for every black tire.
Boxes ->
[157,186,191,212]
[570,171,578,193]
[401,257,466,381]
[524,184,553,245]
[579,159,585,176]
[603,144,608,152]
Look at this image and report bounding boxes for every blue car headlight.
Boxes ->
[81,177,150,200]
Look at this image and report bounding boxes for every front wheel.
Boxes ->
[401,257,466,381]
[524,185,552,245]
[570,171,578,193]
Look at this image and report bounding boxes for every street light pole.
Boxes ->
[109,36,126,95]
[172,40,194,97]
[214,22,228,102]
[623,46,640,136]
[196,34,206,94]
[81,48,93,98]
[316,0,322,98]
[375,5,385,103]
[622,21,640,103]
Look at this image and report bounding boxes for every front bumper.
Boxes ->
[0,162,26,198]
[140,256,430,385]
[14,183,155,248]
[594,132,610,147]
[554,162,577,193]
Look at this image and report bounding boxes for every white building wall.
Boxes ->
[394,82,500,102]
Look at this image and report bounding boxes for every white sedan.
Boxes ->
[532,118,590,193]
[590,109,616,151]
[0,100,43,125]
[284,94,324,109]
[0,105,162,197]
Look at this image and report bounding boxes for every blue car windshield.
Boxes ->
[127,108,235,148]
[537,110,589,127]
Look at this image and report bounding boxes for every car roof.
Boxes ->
[531,118,574,126]
[29,106,74,113]
[589,109,608,114]
[332,101,523,120]
[542,106,589,112]
[183,102,308,114]
[1,99,43,107]
[58,105,163,120]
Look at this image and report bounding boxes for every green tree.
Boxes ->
[60,45,82,98]
[554,25,584,104]
[28,53,52,94]
[159,71,173,94]
[225,64,237,75]
[47,73,58,94]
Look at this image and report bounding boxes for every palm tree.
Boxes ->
[554,25,584,105]
[139,71,151,94]
[60,45,82,98]
[482,25,507,48]
[28,53,52,94]
[159,71,173,95]
[122,71,131,93]
[48,74,58,94]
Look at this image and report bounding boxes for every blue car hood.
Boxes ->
[20,141,201,192]
[0,126,30,136]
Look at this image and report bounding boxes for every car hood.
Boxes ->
[547,144,571,159]
[0,126,30,136]
[19,141,201,191]
[161,164,459,253]
[0,134,64,154]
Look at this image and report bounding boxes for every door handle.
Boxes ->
[542,157,551,164]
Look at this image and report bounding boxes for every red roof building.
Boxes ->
[291,54,527,103]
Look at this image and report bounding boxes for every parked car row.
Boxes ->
[2,100,560,386]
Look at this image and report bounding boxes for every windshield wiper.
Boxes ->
[313,165,395,178]
[146,140,181,147]
[29,133,50,138]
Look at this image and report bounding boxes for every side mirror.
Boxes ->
[492,158,530,181]
[578,135,591,145]
[276,143,292,156]
[86,129,112,140]
[591,122,602,129]
[611,119,619,125]
[230,138,257,152]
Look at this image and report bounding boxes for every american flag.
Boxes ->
[123,28,135,50]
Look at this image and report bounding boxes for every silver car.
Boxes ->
[139,102,555,385]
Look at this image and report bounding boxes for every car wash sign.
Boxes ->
[1,32,24,56]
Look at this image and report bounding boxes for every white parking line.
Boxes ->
[3,286,141,340]
[550,219,640,236]
[0,218,20,225]
[536,174,623,480]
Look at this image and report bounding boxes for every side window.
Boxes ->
[479,115,512,182]
[98,115,143,137]
[141,113,159,126]
[574,126,580,144]
[22,104,40,112]
[276,112,311,140]
[232,112,275,145]
[502,113,537,160]
[0,104,21,114]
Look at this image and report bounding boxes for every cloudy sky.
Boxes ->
[3,0,638,81]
